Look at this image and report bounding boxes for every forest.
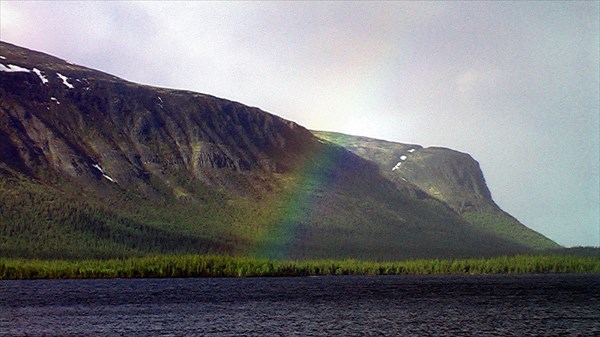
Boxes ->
[2,254,598,279]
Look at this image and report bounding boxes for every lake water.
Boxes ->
[1,274,598,336]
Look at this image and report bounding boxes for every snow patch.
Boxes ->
[407,148,416,153]
[93,164,116,183]
[93,164,105,173]
[401,177,408,182]
[56,72,74,89]
[400,155,407,161]
[0,56,6,60]
[50,97,60,104]
[0,63,30,73]
[158,96,163,103]
[392,162,402,171]
[33,68,49,84]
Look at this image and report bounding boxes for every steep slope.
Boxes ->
[0,42,314,199]
[1,42,539,260]
[312,131,559,250]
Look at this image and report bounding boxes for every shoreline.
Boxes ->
[2,254,599,280]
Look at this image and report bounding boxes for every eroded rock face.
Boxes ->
[396,147,494,213]
[0,41,314,198]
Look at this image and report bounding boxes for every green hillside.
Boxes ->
[312,131,559,250]
[0,147,531,261]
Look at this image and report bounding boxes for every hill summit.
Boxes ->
[0,41,558,260]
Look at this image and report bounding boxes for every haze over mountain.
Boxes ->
[0,42,559,260]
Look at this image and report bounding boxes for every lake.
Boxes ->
[1,274,598,336]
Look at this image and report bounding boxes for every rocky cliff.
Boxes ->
[0,41,320,200]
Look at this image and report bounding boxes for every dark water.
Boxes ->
[1,274,599,336]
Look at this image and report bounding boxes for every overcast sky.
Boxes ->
[1,1,598,247]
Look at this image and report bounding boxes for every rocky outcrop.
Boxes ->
[0,41,314,198]
[395,147,493,212]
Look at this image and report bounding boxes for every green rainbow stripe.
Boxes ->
[252,143,346,259]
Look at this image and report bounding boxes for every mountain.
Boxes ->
[0,42,558,260]
[311,131,559,250]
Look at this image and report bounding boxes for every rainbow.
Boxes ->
[251,142,349,259]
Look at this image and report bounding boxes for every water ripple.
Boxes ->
[1,274,598,336]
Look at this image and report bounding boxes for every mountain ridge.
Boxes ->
[0,41,559,260]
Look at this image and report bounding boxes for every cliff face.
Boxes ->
[0,41,318,200]
[0,42,557,260]
[391,147,493,212]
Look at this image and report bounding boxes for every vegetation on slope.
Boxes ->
[463,210,559,250]
[312,131,560,250]
[0,162,530,261]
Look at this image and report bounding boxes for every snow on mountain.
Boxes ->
[0,63,30,73]
[32,68,49,84]
[56,72,74,89]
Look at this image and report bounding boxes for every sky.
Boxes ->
[1,1,598,247]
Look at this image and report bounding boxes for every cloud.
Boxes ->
[456,68,501,95]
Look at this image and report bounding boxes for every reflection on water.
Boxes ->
[1,274,599,336]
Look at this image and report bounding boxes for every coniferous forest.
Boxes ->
[2,254,599,280]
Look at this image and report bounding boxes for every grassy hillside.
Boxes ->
[0,150,531,261]
[462,209,560,250]
[312,131,560,250]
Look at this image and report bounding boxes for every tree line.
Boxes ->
[2,254,598,279]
